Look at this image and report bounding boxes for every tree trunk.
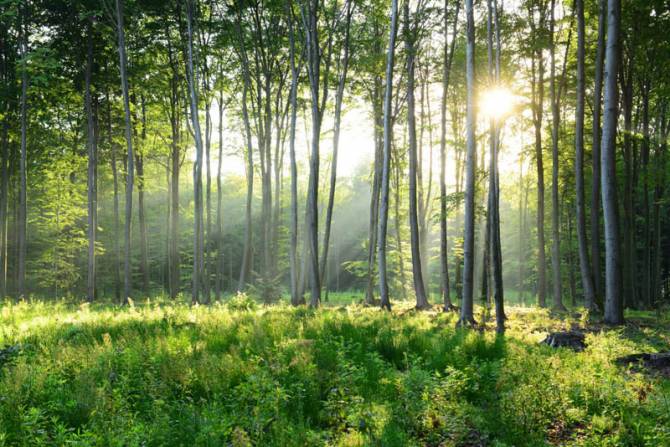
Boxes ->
[404,2,429,310]
[549,0,564,311]
[530,7,547,307]
[17,6,28,299]
[601,0,623,325]
[116,0,134,304]
[137,97,149,296]
[301,0,322,308]
[320,1,352,287]
[458,0,477,326]
[591,0,606,303]
[185,0,205,304]
[215,90,224,301]
[440,0,460,311]
[287,1,301,305]
[574,0,596,310]
[377,0,398,311]
[85,21,97,302]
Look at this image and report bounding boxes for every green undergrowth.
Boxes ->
[0,299,668,446]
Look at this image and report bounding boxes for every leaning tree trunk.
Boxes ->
[601,0,623,325]
[458,0,477,326]
[115,0,134,304]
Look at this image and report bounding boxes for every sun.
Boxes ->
[479,87,516,121]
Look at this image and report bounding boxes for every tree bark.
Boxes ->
[85,20,97,302]
[377,0,398,311]
[17,5,28,299]
[404,2,429,310]
[591,0,606,302]
[549,0,564,311]
[440,0,460,311]
[185,0,205,304]
[601,0,623,325]
[458,0,477,326]
[116,0,134,304]
[320,1,352,287]
[574,0,596,310]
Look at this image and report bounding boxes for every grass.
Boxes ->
[0,296,668,446]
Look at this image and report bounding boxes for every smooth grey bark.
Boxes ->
[621,58,635,308]
[301,0,322,307]
[287,1,301,306]
[440,0,460,311]
[377,0,398,311]
[458,0,477,326]
[591,0,606,302]
[137,97,149,296]
[166,30,181,300]
[17,6,28,299]
[105,92,121,302]
[215,90,224,300]
[185,0,205,304]
[366,79,383,305]
[404,2,429,310]
[574,0,596,310]
[115,0,134,303]
[529,1,547,307]
[487,0,505,332]
[548,0,564,311]
[85,21,97,302]
[234,9,254,292]
[320,0,352,287]
[601,0,623,325]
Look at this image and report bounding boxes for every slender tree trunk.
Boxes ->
[366,81,383,305]
[287,1,301,305]
[458,0,477,326]
[320,1,352,286]
[137,97,150,296]
[301,0,321,308]
[601,0,623,325]
[621,62,635,308]
[440,0,460,311]
[85,21,97,302]
[591,0,606,302]
[116,0,134,304]
[215,91,224,301]
[185,0,205,304]
[377,0,398,311]
[17,7,28,300]
[548,0,564,311]
[531,19,547,307]
[404,2,429,310]
[574,0,596,310]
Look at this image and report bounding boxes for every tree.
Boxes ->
[377,0,399,311]
[185,0,205,304]
[601,0,623,324]
[458,0,477,326]
[115,0,134,303]
[85,18,97,302]
[440,0,460,312]
[574,0,596,310]
[404,0,429,310]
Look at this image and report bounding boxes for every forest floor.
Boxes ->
[0,296,668,446]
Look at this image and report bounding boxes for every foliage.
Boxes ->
[0,300,668,446]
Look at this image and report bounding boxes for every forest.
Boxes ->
[0,0,669,445]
